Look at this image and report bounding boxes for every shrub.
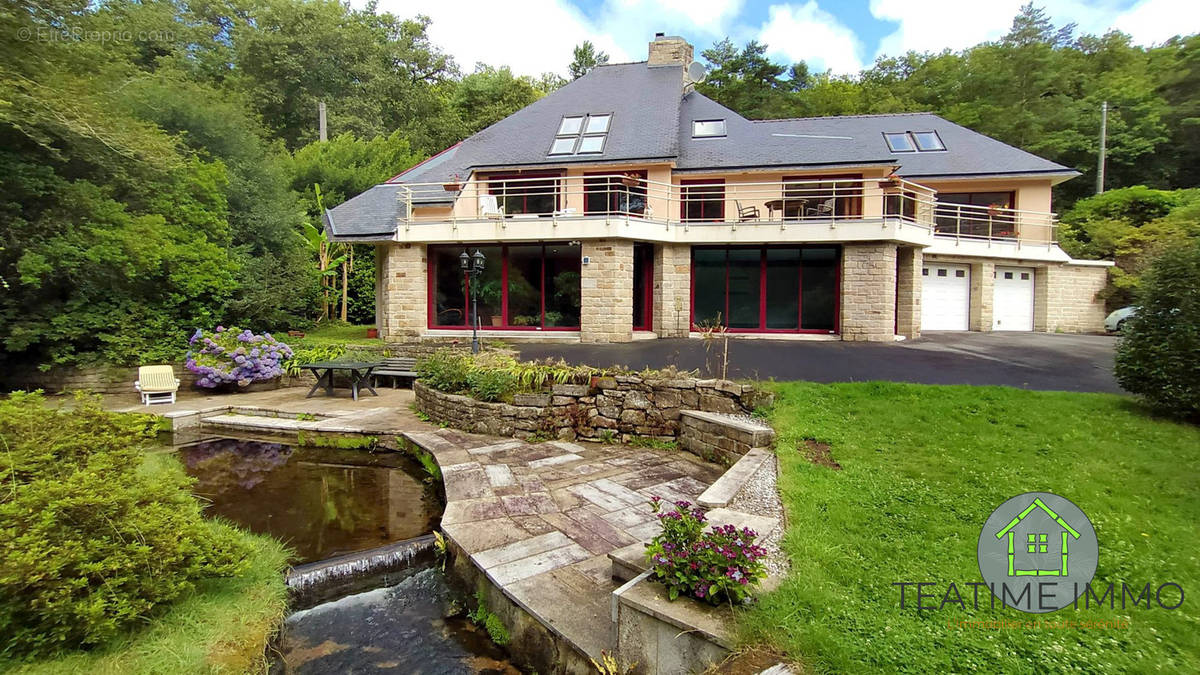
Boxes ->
[0,392,250,657]
[186,326,293,388]
[416,348,473,393]
[283,342,347,376]
[644,498,767,606]
[467,368,518,402]
[1114,241,1200,420]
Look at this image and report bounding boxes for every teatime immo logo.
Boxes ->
[977,492,1098,613]
[893,492,1185,615]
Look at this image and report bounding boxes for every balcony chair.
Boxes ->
[134,365,180,406]
[807,198,835,218]
[478,194,504,220]
[736,200,760,222]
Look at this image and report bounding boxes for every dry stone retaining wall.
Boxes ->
[414,375,764,442]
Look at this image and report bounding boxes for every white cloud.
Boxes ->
[870,0,1200,61]
[757,2,865,74]
[1113,0,1200,44]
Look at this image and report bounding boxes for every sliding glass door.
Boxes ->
[690,246,840,333]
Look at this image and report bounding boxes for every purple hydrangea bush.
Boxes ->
[186,326,293,389]
[644,497,767,605]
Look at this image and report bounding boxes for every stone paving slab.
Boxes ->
[404,428,723,663]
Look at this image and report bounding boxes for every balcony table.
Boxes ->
[765,198,808,220]
[300,361,381,401]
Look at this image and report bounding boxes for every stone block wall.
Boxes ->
[1043,263,1109,333]
[2,364,200,394]
[414,375,761,443]
[895,246,923,339]
[970,260,996,331]
[840,242,898,341]
[377,243,427,340]
[581,239,633,343]
[679,410,776,467]
[654,243,691,337]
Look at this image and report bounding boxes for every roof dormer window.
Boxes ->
[885,131,946,153]
[550,113,611,155]
[693,119,726,138]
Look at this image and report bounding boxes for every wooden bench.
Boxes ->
[372,357,418,388]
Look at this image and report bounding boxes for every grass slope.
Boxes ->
[8,454,292,675]
[741,382,1200,673]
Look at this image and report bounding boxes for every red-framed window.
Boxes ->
[482,171,563,215]
[690,245,840,334]
[584,170,648,215]
[632,243,654,331]
[428,243,581,330]
[935,191,1016,238]
[681,178,725,222]
[782,174,863,218]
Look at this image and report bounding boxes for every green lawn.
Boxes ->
[740,382,1200,674]
[9,455,292,675]
[288,322,381,348]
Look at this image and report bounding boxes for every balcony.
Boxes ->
[390,174,1056,246]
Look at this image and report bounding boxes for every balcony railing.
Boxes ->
[932,202,1057,245]
[392,174,1056,244]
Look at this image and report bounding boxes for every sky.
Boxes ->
[361,0,1199,77]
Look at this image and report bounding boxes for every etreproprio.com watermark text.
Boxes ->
[17,26,175,44]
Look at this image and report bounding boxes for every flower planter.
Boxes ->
[442,183,463,192]
[287,330,306,338]
[366,328,379,339]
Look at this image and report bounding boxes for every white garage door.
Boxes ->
[993,266,1035,331]
[921,263,970,331]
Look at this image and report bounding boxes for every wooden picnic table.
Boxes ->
[300,361,380,401]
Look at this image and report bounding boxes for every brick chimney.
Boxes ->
[647,33,693,67]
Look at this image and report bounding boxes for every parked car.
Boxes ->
[1105,306,1138,332]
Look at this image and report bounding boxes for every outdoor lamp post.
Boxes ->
[460,249,486,353]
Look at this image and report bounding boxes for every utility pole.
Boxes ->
[1096,100,1108,194]
[318,101,327,142]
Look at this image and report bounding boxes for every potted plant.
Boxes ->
[620,172,641,187]
[443,173,463,192]
[366,327,379,339]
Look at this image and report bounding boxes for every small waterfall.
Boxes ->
[286,534,438,609]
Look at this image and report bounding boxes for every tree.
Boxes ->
[696,39,794,119]
[452,65,544,135]
[1114,240,1200,420]
[569,41,609,79]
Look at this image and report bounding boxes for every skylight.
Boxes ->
[693,119,726,138]
[884,132,915,152]
[911,130,945,151]
[885,131,946,153]
[550,113,611,155]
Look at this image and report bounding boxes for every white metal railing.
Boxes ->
[932,202,1057,245]
[392,173,1057,244]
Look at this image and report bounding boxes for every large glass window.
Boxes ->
[430,243,580,329]
[783,175,862,219]
[681,180,725,222]
[485,173,561,215]
[692,246,840,333]
[585,171,647,215]
[935,192,1016,238]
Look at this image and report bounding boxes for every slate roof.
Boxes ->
[327,59,1076,240]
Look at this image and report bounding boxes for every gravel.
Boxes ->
[729,452,788,578]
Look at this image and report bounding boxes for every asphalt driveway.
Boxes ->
[515,332,1122,394]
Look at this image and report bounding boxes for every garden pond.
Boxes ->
[168,436,519,674]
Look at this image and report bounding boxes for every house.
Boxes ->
[994,497,1082,577]
[327,34,1112,344]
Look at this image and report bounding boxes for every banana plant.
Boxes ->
[299,184,348,322]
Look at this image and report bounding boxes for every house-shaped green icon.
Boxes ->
[994,497,1082,576]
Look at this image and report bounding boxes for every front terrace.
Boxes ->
[381,173,1059,249]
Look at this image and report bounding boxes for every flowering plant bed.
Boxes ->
[645,498,767,605]
[186,327,293,389]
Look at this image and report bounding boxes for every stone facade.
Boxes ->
[653,243,691,337]
[580,239,634,343]
[1,364,199,394]
[840,242,898,341]
[377,243,427,340]
[895,246,923,339]
[414,375,761,443]
[1042,263,1109,333]
[969,260,996,331]
[647,36,694,67]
